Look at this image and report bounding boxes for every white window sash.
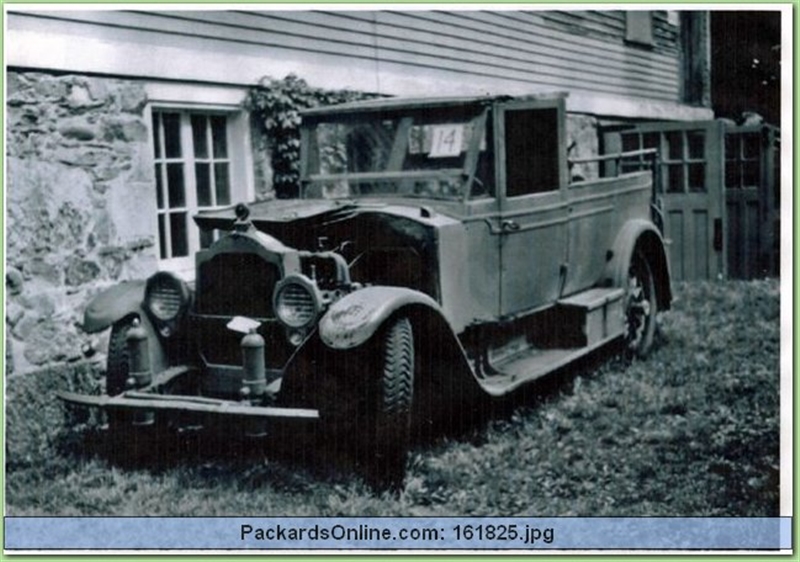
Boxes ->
[149,105,252,280]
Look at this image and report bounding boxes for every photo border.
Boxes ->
[1,0,795,557]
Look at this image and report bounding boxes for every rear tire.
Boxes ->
[624,250,657,358]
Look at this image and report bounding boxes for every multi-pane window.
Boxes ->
[665,129,707,193]
[620,130,707,193]
[152,111,232,262]
[620,131,660,174]
[725,131,762,189]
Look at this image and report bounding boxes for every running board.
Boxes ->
[478,334,620,396]
[479,287,625,396]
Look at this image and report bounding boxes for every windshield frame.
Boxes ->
[299,106,491,202]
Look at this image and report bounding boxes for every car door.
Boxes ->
[495,98,569,316]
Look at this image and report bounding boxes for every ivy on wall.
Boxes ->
[246,74,379,198]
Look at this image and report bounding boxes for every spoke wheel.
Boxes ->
[625,251,657,358]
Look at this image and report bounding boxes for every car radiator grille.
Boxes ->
[195,252,292,369]
[195,318,291,368]
[196,253,280,318]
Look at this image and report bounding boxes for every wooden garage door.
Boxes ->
[724,125,780,279]
[605,121,726,281]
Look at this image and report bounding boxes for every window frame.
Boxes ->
[618,128,709,194]
[724,129,763,190]
[494,97,567,207]
[147,103,253,278]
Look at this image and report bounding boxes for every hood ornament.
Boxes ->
[234,203,254,233]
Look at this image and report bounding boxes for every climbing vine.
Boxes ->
[246,74,379,198]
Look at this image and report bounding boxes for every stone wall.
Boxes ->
[6,71,159,376]
[566,113,601,182]
[250,113,275,202]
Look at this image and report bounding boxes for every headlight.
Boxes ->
[145,272,190,322]
[273,275,320,328]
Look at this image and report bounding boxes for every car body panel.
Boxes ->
[603,217,673,309]
[319,285,445,349]
[83,280,146,333]
[499,190,569,314]
[564,171,653,295]
[494,98,569,314]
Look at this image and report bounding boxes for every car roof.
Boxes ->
[299,92,567,118]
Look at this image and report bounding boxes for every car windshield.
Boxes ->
[301,107,490,201]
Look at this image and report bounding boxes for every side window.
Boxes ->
[152,110,241,268]
[504,108,560,197]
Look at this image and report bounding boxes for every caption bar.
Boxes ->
[4,516,792,551]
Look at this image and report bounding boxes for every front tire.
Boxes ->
[364,316,415,489]
[106,317,135,397]
[285,317,415,489]
[105,316,156,463]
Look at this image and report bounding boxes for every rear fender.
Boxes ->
[83,281,145,334]
[603,219,672,310]
[318,286,445,350]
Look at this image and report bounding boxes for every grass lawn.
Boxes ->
[5,279,781,516]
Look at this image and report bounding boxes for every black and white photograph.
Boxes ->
[4,4,790,552]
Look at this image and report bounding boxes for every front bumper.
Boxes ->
[56,390,318,420]
[56,364,318,422]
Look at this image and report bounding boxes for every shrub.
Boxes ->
[246,74,379,198]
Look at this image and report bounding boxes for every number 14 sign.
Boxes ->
[429,124,465,158]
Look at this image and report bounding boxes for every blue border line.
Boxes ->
[4,516,793,551]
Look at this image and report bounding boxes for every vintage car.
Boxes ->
[59,94,671,486]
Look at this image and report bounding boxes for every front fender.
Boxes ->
[282,287,485,427]
[83,280,146,333]
[319,286,446,350]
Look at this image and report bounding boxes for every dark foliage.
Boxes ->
[245,74,379,198]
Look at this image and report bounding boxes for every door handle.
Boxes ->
[501,220,520,232]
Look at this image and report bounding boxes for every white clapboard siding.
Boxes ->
[8,9,683,103]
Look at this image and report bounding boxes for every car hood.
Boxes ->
[194,198,460,232]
